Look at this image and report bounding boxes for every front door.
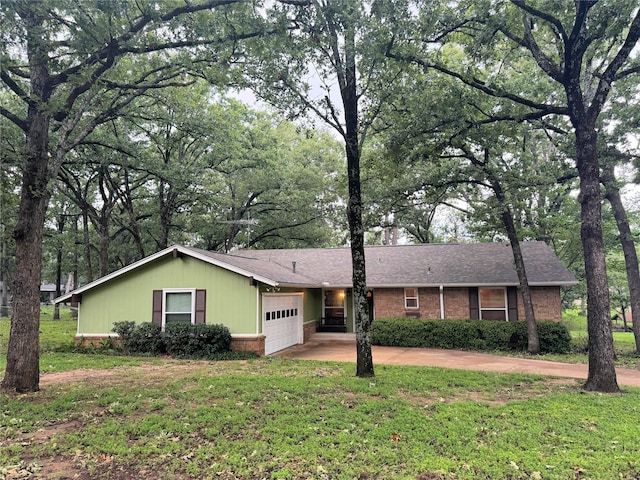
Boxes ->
[323,289,346,329]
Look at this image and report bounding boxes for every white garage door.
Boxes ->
[263,294,302,355]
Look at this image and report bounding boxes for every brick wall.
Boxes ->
[373,286,562,321]
[374,287,442,319]
[443,287,470,319]
[517,286,562,321]
[303,320,317,342]
[74,335,120,348]
[231,335,265,356]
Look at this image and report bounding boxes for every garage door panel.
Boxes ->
[263,295,302,355]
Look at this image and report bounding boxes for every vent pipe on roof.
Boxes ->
[292,261,297,273]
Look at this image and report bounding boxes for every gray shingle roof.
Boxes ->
[54,241,576,303]
[219,241,577,287]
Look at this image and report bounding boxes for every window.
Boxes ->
[404,288,419,309]
[479,287,507,320]
[152,289,205,330]
[164,290,195,327]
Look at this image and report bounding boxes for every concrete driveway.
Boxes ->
[275,335,640,388]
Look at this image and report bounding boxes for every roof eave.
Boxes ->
[54,245,278,303]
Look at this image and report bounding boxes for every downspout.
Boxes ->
[439,285,445,319]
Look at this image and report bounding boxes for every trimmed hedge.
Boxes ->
[164,323,231,358]
[112,321,233,359]
[371,317,571,354]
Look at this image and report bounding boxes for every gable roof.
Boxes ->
[55,241,576,302]
[230,241,577,287]
[54,245,279,303]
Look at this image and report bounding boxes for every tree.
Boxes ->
[190,108,346,252]
[607,251,632,332]
[601,157,640,350]
[371,55,580,353]
[388,0,640,392]
[247,0,407,377]
[0,95,21,318]
[0,0,260,392]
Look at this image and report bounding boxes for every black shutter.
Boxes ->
[507,287,518,322]
[195,289,206,324]
[152,290,162,326]
[469,287,479,319]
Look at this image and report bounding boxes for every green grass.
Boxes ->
[0,305,77,352]
[541,310,640,369]
[1,359,639,479]
[1,308,640,478]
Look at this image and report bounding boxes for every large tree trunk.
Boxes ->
[575,127,619,392]
[602,164,640,351]
[2,7,53,392]
[341,17,374,378]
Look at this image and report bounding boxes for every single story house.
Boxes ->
[41,284,68,304]
[55,242,577,355]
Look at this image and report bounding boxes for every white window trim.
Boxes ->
[162,288,196,330]
[404,287,419,309]
[478,287,508,320]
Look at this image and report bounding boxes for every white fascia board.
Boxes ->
[182,247,277,287]
[54,245,277,303]
[55,246,179,303]
[274,282,330,289]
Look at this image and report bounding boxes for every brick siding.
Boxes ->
[303,320,317,342]
[374,287,441,319]
[443,287,471,319]
[374,286,562,321]
[517,286,562,321]
[230,335,265,356]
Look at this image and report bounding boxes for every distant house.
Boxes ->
[40,284,67,304]
[55,242,577,355]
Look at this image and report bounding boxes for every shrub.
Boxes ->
[163,323,232,359]
[112,321,164,355]
[113,322,233,358]
[371,318,571,354]
[112,321,136,342]
[536,321,572,354]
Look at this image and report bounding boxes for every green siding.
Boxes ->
[304,289,323,323]
[77,256,258,335]
[346,289,354,333]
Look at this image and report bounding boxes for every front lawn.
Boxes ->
[1,359,640,479]
[1,309,640,478]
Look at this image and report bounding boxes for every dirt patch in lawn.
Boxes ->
[39,361,220,388]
